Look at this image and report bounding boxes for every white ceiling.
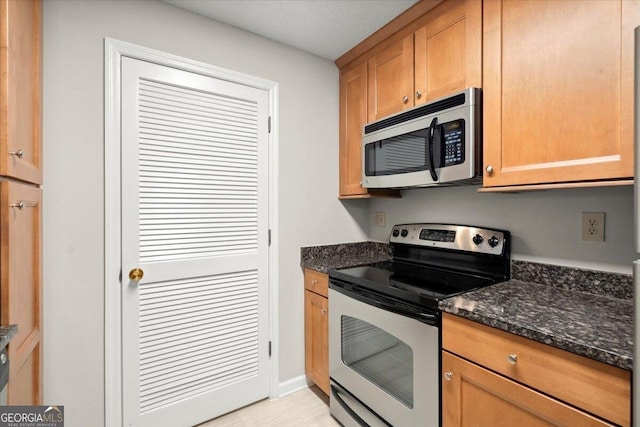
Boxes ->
[163,0,419,60]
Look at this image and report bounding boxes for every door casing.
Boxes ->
[104,38,280,427]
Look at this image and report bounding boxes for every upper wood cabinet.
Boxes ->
[482,0,639,189]
[0,0,42,185]
[367,0,481,122]
[338,0,480,197]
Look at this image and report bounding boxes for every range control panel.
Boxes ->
[389,223,508,256]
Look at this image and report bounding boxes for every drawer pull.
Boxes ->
[403,96,409,103]
[444,372,453,381]
[10,200,38,210]
[311,279,318,285]
[507,354,518,365]
[9,149,24,159]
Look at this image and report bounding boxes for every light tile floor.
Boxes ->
[197,386,340,427]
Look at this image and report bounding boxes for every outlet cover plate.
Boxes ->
[374,211,386,228]
[581,212,605,242]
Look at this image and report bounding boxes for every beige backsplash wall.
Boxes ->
[367,185,634,274]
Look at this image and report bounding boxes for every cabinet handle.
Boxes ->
[311,279,318,285]
[9,149,24,159]
[321,309,327,315]
[507,354,518,365]
[416,91,422,99]
[485,165,494,174]
[10,200,38,210]
[444,372,453,381]
[402,96,409,103]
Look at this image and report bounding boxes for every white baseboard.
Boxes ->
[276,375,311,398]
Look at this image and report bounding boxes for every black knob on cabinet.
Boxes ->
[392,229,400,237]
[488,236,500,248]
[400,229,409,237]
[472,234,484,245]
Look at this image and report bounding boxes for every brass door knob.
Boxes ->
[129,268,144,281]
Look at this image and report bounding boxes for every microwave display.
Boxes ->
[364,119,465,177]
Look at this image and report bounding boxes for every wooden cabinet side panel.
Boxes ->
[442,351,613,427]
[367,35,414,121]
[304,290,329,395]
[339,63,369,197]
[1,181,42,404]
[442,313,630,426]
[0,0,42,184]
[483,0,636,187]
[414,0,481,104]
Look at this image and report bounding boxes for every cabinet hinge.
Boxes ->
[268,229,271,246]
[268,341,272,357]
[268,116,271,133]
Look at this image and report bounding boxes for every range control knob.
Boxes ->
[472,234,484,245]
[488,236,500,248]
[392,229,400,237]
[400,229,409,238]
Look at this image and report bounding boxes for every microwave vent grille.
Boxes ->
[364,93,466,135]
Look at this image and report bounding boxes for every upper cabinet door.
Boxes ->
[340,62,369,197]
[414,0,481,104]
[483,0,638,188]
[367,35,414,121]
[0,0,42,185]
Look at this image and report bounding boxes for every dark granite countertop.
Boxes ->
[300,242,391,273]
[0,325,17,351]
[439,280,632,371]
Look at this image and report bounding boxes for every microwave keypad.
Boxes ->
[442,120,465,166]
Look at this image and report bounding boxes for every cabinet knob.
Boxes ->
[416,91,422,99]
[311,279,318,285]
[485,165,494,174]
[402,96,409,103]
[444,372,453,381]
[507,354,518,365]
[321,309,327,315]
[9,149,24,159]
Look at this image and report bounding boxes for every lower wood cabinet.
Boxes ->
[304,269,329,395]
[1,180,42,404]
[442,313,630,427]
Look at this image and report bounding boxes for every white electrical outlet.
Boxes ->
[581,212,605,242]
[374,211,386,228]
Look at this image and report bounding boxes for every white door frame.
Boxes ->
[104,38,280,426]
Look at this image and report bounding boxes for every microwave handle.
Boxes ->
[428,117,439,182]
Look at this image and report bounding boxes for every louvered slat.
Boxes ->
[139,270,259,413]
[137,77,259,263]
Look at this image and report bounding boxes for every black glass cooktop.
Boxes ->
[329,260,496,311]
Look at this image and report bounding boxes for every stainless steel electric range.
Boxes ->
[328,223,510,427]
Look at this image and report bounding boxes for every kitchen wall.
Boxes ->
[368,185,634,274]
[42,1,367,425]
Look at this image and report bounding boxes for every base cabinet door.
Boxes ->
[1,181,42,404]
[442,352,613,427]
[304,289,329,395]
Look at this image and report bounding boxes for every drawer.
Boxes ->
[442,313,631,427]
[304,269,328,298]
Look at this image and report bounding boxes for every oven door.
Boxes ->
[329,287,439,427]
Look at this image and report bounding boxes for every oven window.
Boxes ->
[340,316,413,408]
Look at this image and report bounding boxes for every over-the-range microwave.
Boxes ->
[362,87,482,189]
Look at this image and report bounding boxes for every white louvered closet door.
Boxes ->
[120,57,270,427]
